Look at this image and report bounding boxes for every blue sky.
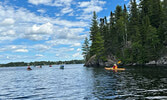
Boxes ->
[0,0,131,64]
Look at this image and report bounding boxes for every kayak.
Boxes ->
[60,65,64,69]
[27,68,32,70]
[105,67,125,71]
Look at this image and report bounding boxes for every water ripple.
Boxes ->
[0,65,167,99]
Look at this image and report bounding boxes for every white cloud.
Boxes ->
[37,9,46,13]
[53,0,73,7]
[24,22,54,41]
[13,49,28,53]
[69,48,74,51]
[27,22,53,35]
[0,45,28,53]
[55,13,61,16]
[77,0,106,21]
[55,27,86,40]
[1,30,15,36]
[28,0,73,7]
[61,7,73,14]
[72,52,82,58]
[24,34,48,41]
[71,43,81,47]
[1,18,15,26]
[32,44,51,52]
[35,54,44,57]
[28,0,52,5]
[78,0,106,14]
[79,2,90,7]
[0,55,29,60]
[0,0,96,62]
[46,39,76,46]
[77,48,81,51]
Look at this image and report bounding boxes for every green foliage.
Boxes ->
[82,0,166,65]
[88,11,106,61]
[89,11,99,56]
[82,37,90,61]
[0,60,85,67]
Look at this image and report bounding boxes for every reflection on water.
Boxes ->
[0,65,167,99]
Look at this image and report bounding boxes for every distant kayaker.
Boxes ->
[112,64,118,69]
[27,66,32,70]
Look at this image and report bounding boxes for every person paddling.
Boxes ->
[27,66,32,70]
[112,64,118,69]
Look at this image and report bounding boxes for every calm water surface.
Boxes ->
[0,64,167,100]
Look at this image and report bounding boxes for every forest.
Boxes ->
[82,0,167,65]
[0,60,84,67]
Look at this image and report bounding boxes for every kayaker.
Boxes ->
[27,66,32,70]
[112,64,118,69]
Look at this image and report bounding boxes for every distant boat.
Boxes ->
[36,65,42,68]
[49,65,52,67]
[60,65,64,69]
[27,66,32,70]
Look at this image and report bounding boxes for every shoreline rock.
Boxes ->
[85,54,167,67]
[85,54,118,67]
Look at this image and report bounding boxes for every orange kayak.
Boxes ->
[105,67,125,71]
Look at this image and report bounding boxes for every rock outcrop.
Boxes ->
[146,55,167,66]
[85,54,118,67]
[85,49,167,67]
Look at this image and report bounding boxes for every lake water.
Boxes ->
[0,64,167,100]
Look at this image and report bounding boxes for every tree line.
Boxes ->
[0,60,84,67]
[82,0,167,65]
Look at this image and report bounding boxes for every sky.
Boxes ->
[0,0,131,64]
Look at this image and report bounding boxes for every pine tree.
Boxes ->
[108,11,115,55]
[94,31,105,60]
[128,0,141,63]
[89,11,105,61]
[121,4,129,60]
[82,37,90,61]
[112,5,123,56]
[149,0,162,29]
[161,0,167,46]
[89,11,99,57]
[123,4,128,47]
[139,16,160,63]
[100,16,110,56]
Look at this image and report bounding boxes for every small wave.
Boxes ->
[146,89,167,92]
[11,94,38,99]
[103,94,143,99]
[0,93,10,96]
[145,96,167,100]
[34,87,47,90]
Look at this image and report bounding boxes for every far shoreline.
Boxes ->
[0,60,84,67]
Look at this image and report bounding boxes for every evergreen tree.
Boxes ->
[121,5,129,60]
[100,16,110,56]
[89,11,105,61]
[139,16,160,63]
[161,0,167,46]
[128,0,141,63]
[89,11,99,56]
[108,11,115,55]
[94,31,105,60]
[82,0,166,65]
[149,0,162,29]
[82,37,90,61]
[123,4,128,47]
[112,5,123,56]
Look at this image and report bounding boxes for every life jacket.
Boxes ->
[113,66,116,69]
